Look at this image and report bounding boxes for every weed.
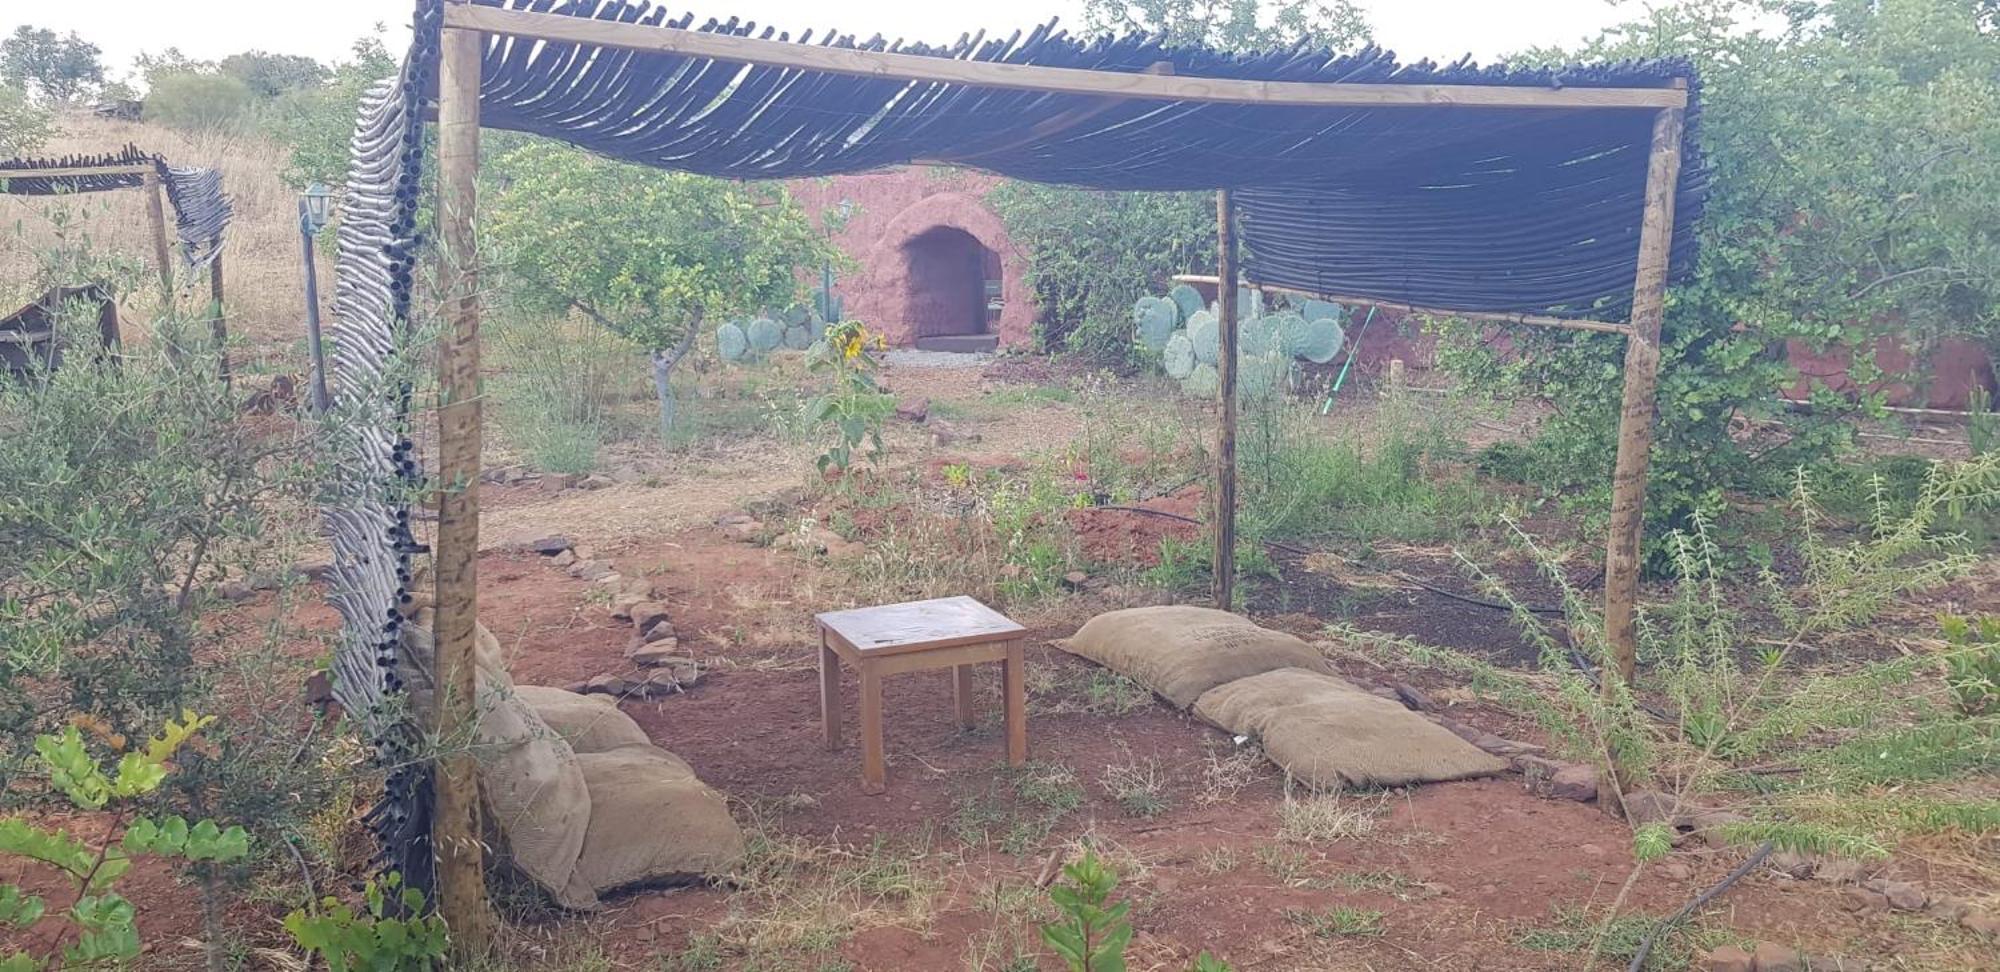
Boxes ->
[1283,905,1384,939]
[1277,791,1385,843]
[1326,870,1436,902]
[1251,844,1312,886]
[1515,905,1684,971]
[1099,756,1170,819]
[1195,846,1240,875]
[1199,741,1267,804]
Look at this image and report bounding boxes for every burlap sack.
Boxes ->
[571,745,746,893]
[1057,606,1332,709]
[515,685,651,754]
[1193,667,1507,788]
[401,619,599,910]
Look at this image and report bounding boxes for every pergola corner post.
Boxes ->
[1213,189,1239,610]
[433,12,497,955]
[141,170,175,306]
[1602,100,1686,694]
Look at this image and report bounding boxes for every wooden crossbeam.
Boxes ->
[0,163,155,182]
[1171,274,1633,336]
[442,4,1688,110]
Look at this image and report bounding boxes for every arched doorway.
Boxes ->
[902,225,1001,352]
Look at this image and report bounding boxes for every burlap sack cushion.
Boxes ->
[1057,605,1332,709]
[571,745,746,893]
[515,685,652,754]
[1193,667,1507,788]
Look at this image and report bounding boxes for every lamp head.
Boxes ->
[302,183,333,233]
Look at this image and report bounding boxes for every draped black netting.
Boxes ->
[0,144,235,271]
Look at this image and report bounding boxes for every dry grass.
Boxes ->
[4,112,320,375]
[1276,790,1388,843]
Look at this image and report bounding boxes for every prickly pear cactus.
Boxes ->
[1296,316,1347,364]
[783,304,811,327]
[1187,310,1219,366]
[813,289,844,324]
[1133,296,1177,351]
[1182,361,1221,399]
[783,324,812,350]
[747,316,784,353]
[716,321,750,362]
[1163,331,1196,380]
[1168,283,1204,323]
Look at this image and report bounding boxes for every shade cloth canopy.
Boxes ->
[0,144,234,269]
[457,0,1704,317]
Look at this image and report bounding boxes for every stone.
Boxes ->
[539,472,579,494]
[1810,857,1870,885]
[1390,681,1433,712]
[1657,859,1693,881]
[594,572,624,587]
[931,420,981,447]
[303,670,334,705]
[1924,896,1971,922]
[633,660,699,696]
[526,535,574,556]
[641,622,679,645]
[823,537,864,559]
[622,576,658,600]
[1479,738,1546,759]
[894,396,930,423]
[1767,851,1818,880]
[631,602,672,637]
[572,560,615,582]
[1516,755,1596,802]
[1801,956,1858,971]
[1622,789,1690,828]
[1699,944,1754,972]
[1688,808,1750,848]
[1861,878,1925,912]
[719,517,764,543]
[550,549,576,568]
[610,595,645,621]
[1749,941,1803,972]
[217,579,256,602]
[628,638,683,667]
[296,560,334,582]
[1961,909,2000,938]
[1840,887,1888,914]
[582,674,631,696]
[1061,570,1089,590]
[577,473,614,490]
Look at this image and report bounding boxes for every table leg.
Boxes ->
[1003,640,1027,766]
[953,664,976,729]
[859,663,886,795]
[819,633,840,750]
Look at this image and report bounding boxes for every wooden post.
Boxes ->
[433,16,497,955]
[208,251,229,385]
[1212,189,1239,611]
[142,171,175,305]
[1602,101,1686,688]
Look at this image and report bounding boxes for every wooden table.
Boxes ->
[815,595,1028,794]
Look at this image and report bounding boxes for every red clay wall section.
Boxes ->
[788,168,1035,349]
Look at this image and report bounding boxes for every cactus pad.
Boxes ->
[716,322,750,362]
[747,317,784,352]
[1163,331,1196,380]
[1296,316,1347,364]
[1134,296,1177,351]
[1187,310,1219,365]
[1168,283,1204,322]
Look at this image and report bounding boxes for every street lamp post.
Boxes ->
[299,183,333,413]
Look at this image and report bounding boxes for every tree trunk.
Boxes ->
[651,306,704,443]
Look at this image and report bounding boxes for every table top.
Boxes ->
[815,595,1026,656]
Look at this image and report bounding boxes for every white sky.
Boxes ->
[5,1,1641,81]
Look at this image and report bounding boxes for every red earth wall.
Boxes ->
[787,168,1035,349]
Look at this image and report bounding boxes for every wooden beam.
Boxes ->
[1602,106,1685,689]
[142,171,175,303]
[208,252,229,385]
[433,17,498,957]
[443,4,1687,110]
[1213,190,1240,611]
[0,163,155,181]
[1171,275,1632,336]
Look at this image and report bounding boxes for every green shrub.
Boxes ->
[1941,615,2000,716]
[144,70,254,131]
[283,872,449,972]
[0,84,53,157]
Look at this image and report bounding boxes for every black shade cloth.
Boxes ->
[0,144,234,270]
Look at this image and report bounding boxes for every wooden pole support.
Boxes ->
[433,16,498,955]
[142,171,175,304]
[1213,189,1239,611]
[208,251,229,385]
[1602,104,1686,688]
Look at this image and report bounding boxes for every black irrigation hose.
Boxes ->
[1627,841,1775,972]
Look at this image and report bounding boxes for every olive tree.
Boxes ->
[486,140,835,440]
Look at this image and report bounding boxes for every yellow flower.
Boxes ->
[843,336,863,360]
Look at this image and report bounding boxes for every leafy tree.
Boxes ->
[0,85,55,157]
[143,71,254,131]
[218,50,328,98]
[1437,0,2000,560]
[0,26,103,103]
[988,183,1214,358]
[486,140,837,440]
[1081,0,1372,53]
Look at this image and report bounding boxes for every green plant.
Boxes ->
[487,141,837,441]
[1081,0,1372,52]
[1099,758,1169,819]
[1040,851,1132,972]
[0,84,53,157]
[0,713,251,971]
[805,321,896,474]
[1440,0,2000,563]
[489,301,640,473]
[1283,905,1384,939]
[283,871,450,972]
[144,70,256,131]
[0,25,102,102]
[1940,615,1999,716]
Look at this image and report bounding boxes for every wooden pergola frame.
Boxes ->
[0,160,230,372]
[428,0,1685,938]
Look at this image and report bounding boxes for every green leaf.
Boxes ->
[0,885,45,929]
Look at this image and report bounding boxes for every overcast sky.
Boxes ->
[5,1,1642,80]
